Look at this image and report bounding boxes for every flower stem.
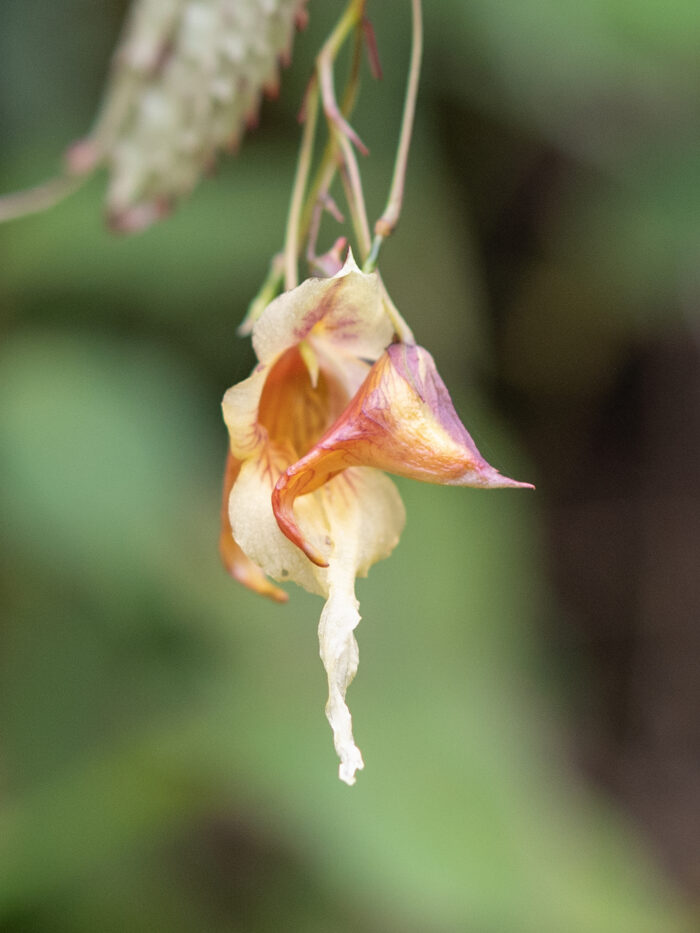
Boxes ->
[316,0,372,260]
[283,79,320,291]
[248,0,367,330]
[238,252,285,336]
[302,23,363,262]
[0,174,84,223]
[336,134,371,259]
[363,0,423,273]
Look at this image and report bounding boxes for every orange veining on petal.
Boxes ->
[258,345,350,459]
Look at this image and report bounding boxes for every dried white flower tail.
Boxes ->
[318,568,365,785]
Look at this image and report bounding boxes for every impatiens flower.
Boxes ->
[221,252,532,784]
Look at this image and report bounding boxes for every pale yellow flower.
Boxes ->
[221,253,531,783]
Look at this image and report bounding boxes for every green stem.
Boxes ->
[238,253,285,336]
[283,80,320,291]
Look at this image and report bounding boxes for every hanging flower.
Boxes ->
[221,252,532,784]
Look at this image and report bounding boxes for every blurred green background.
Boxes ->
[1,1,699,930]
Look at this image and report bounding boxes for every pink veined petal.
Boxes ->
[272,343,533,566]
[252,251,394,366]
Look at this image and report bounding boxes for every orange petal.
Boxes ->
[272,344,533,564]
[219,450,288,603]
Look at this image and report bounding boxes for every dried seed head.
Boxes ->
[81,0,308,230]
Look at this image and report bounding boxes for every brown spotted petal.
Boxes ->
[272,343,533,566]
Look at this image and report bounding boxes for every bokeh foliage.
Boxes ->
[1,1,698,930]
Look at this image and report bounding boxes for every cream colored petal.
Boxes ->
[230,451,405,783]
[220,528,288,603]
[312,340,372,401]
[228,444,329,598]
[318,564,364,785]
[219,449,287,603]
[230,451,405,592]
[315,468,405,785]
[221,364,268,460]
[252,251,394,366]
[319,466,406,580]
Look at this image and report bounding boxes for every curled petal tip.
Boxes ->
[232,564,290,602]
[307,550,330,569]
[270,588,290,603]
[271,478,330,568]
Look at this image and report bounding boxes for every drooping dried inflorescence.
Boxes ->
[72,0,308,230]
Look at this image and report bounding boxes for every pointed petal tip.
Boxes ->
[488,474,535,490]
[339,246,359,274]
[228,559,290,603]
[221,553,290,602]
[338,245,375,279]
[459,463,535,490]
[480,468,535,490]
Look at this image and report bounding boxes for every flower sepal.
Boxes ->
[272,342,533,567]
